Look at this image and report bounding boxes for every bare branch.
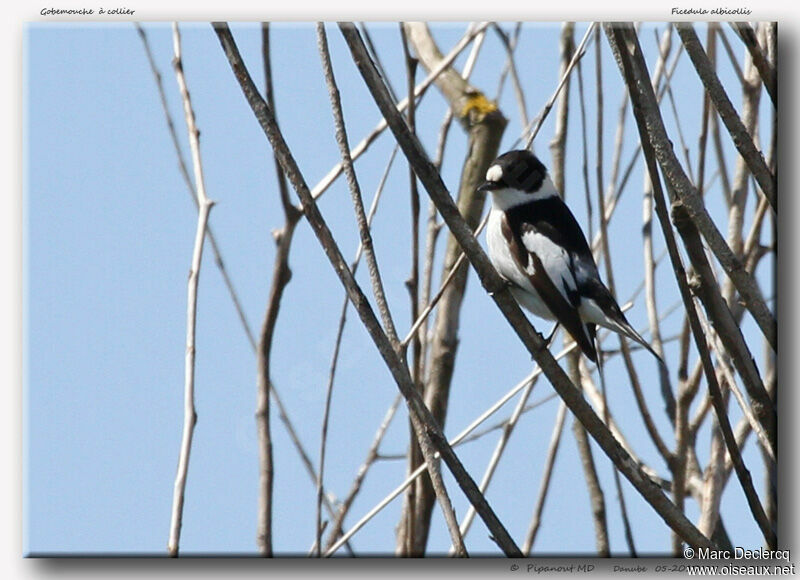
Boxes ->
[549,21,575,195]
[522,402,568,554]
[255,23,303,557]
[316,22,464,556]
[345,18,715,551]
[627,24,778,352]
[215,21,521,556]
[401,21,507,553]
[309,22,491,201]
[676,23,775,212]
[167,22,216,557]
[606,23,775,549]
[729,22,777,107]
[524,22,596,149]
[642,26,677,425]
[137,24,346,547]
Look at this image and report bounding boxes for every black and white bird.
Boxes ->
[479,149,661,364]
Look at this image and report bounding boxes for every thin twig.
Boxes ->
[491,23,529,128]
[398,23,424,555]
[345,19,715,551]
[167,22,216,558]
[358,22,398,103]
[522,402,568,554]
[256,23,303,557]
[575,47,593,240]
[676,23,775,212]
[136,23,342,540]
[401,215,489,348]
[320,147,398,554]
[642,26,677,425]
[729,22,777,107]
[317,27,401,348]
[699,314,775,462]
[217,22,524,556]
[716,25,746,86]
[416,34,483,376]
[309,22,491,201]
[593,32,638,556]
[549,21,575,196]
[317,23,467,555]
[524,22,596,149]
[494,22,523,103]
[607,23,775,548]
[135,24,255,352]
[324,394,402,551]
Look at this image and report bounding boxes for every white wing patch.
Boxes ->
[520,230,577,304]
[486,209,554,320]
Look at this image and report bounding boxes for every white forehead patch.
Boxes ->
[486,164,503,182]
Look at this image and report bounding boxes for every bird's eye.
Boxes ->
[485,164,503,183]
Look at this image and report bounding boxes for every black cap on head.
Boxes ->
[478,150,548,193]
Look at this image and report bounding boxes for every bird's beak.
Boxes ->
[477,181,494,192]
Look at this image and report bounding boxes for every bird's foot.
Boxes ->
[530,330,553,361]
[544,323,560,346]
[487,279,513,297]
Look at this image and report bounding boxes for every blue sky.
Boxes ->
[23,19,774,557]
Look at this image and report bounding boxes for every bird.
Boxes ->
[479,149,662,364]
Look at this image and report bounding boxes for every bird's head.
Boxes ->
[478,150,556,209]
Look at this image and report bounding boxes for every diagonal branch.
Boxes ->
[320,147,398,553]
[676,23,776,212]
[729,22,777,107]
[401,21,507,554]
[214,21,523,557]
[309,22,490,201]
[317,21,463,555]
[342,20,715,551]
[642,24,777,351]
[605,22,775,549]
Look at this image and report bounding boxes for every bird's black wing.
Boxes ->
[501,212,597,362]
[518,197,595,261]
